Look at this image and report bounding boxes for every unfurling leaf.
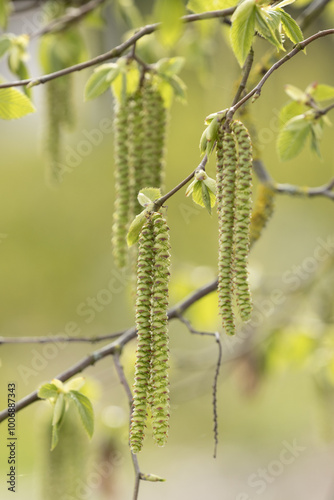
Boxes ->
[311,84,334,102]
[84,64,120,101]
[277,115,312,160]
[127,210,148,246]
[230,0,257,67]
[138,188,162,206]
[278,9,303,45]
[38,383,59,400]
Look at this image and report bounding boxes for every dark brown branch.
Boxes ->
[0,7,235,90]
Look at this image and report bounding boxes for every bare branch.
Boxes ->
[0,332,123,344]
[0,7,235,90]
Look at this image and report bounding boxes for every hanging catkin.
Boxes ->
[112,97,132,269]
[128,90,145,216]
[231,120,253,321]
[216,127,237,336]
[130,218,155,453]
[150,212,170,447]
[141,78,167,189]
[130,211,171,453]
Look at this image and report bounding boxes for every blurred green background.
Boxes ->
[0,1,334,499]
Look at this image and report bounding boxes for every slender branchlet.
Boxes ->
[231,120,253,321]
[112,97,131,269]
[142,77,167,189]
[130,218,155,454]
[216,126,237,336]
[150,212,170,447]
[250,183,275,247]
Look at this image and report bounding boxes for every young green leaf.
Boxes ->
[127,210,148,247]
[155,57,185,76]
[255,8,284,51]
[138,188,162,206]
[311,84,334,102]
[68,390,94,438]
[64,377,86,392]
[155,0,185,47]
[0,0,12,29]
[278,10,303,44]
[284,84,308,103]
[230,0,257,67]
[192,180,216,211]
[0,88,36,120]
[38,383,59,400]
[0,35,12,58]
[52,393,66,426]
[201,182,212,214]
[279,101,305,128]
[310,124,322,158]
[84,65,120,101]
[277,115,312,160]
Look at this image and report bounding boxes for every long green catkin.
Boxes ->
[142,78,167,189]
[216,127,237,336]
[150,212,170,447]
[112,98,131,269]
[231,120,253,321]
[130,218,155,454]
[128,90,145,216]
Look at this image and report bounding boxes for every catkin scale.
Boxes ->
[216,128,237,336]
[231,120,253,321]
[130,220,155,453]
[112,98,131,269]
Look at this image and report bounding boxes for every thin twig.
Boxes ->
[232,48,254,107]
[0,332,123,344]
[297,0,332,30]
[0,279,218,423]
[176,313,222,458]
[0,7,235,90]
[154,154,208,210]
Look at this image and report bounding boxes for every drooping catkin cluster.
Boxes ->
[216,120,253,335]
[130,211,170,453]
[112,76,167,268]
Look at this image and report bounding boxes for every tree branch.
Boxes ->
[0,279,219,423]
[0,7,235,90]
[0,332,123,344]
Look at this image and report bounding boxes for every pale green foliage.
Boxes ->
[186,171,216,214]
[277,115,312,161]
[0,0,12,29]
[154,0,185,47]
[0,88,35,120]
[187,0,237,12]
[84,64,120,101]
[230,0,257,67]
[38,378,94,450]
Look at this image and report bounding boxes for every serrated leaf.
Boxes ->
[155,0,185,47]
[255,8,284,50]
[158,74,187,104]
[274,0,296,8]
[192,180,216,210]
[38,383,59,400]
[279,101,305,128]
[203,176,217,195]
[84,65,119,101]
[68,390,94,438]
[277,115,312,160]
[52,393,66,426]
[127,210,147,246]
[284,84,307,102]
[0,88,35,120]
[230,0,257,67]
[279,10,303,44]
[138,187,161,205]
[156,57,185,76]
[0,35,12,58]
[312,84,334,102]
